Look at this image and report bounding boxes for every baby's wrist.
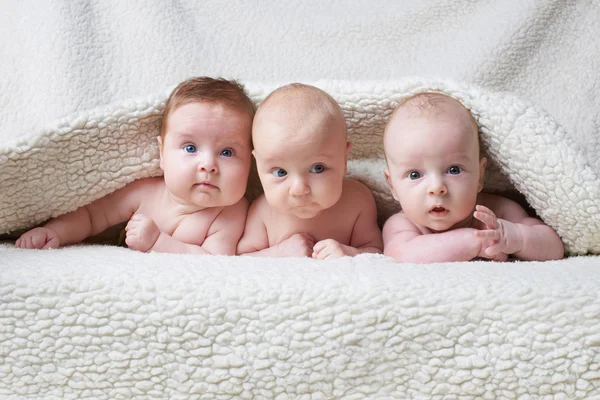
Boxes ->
[147,230,162,252]
[506,221,524,254]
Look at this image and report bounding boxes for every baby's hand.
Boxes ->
[473,205,522,258]
[125,213,160,252]
[312,239,357,260]
[15,227,60,249]
[276,233,315,257]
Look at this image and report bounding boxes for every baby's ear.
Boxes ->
[478,157,487,192]
[344,142,352,174]
[384,167,399,202]
[157,136,165,171]
[345,141,352,158]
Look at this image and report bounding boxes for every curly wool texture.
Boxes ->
[0,79,598,254]
[2,245,600,399]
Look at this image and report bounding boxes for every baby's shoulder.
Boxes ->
[382,211,420,235]
[127,176,164,193]
[342,178,375,199]
[246,193,276,221]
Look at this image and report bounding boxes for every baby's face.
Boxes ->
[253,111,350,219]
[384,100,486,232]
[159,101,252,208]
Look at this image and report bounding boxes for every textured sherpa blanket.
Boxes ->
[1,78,598,254]
[2,245,600,399]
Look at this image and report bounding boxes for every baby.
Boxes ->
[16,76,254,255]
[382,92,564,263]
[237,83,383,259]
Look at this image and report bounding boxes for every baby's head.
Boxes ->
[384,93,487,232]
[158,76,255,208]
[252,83,351,219]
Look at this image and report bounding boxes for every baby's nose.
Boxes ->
[428,179,447,195]
[198,154,217,173]
[289,177,310,196]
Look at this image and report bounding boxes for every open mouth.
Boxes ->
[429,206,448,216]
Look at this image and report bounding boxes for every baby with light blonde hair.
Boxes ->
[237,83,383,259]
[382,92,564,263]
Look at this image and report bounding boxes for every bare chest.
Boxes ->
[266,208,357,246]
[139,203,221,244]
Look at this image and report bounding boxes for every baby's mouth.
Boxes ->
[429,206,449,216]
[195,181,217,189]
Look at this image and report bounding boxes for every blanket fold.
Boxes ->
[1,79,598,254]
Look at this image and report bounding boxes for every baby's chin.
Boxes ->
[279,204,326,220]
[425,216,472,233]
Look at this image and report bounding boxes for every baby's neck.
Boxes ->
[163,188,209,215]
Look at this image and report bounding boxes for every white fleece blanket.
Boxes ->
[2,245,600,399]
[2,1,600,398]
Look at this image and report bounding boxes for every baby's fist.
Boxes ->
[277,233,316,257]
[125,213,160,252]
[312,239,356,260]
[15,227,60,249]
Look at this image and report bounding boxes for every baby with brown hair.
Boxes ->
[382,92,564,263]
[17,77,254,255]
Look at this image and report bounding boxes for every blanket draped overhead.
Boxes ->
[2,1,600,398]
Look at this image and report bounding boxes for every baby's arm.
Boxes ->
[147,198,249,255]
[473,198,564,261]
[347,183,383,254]
[313,181,382,259]
[16,180,142,249]
[237,196,314,257]
[382,212,483,263]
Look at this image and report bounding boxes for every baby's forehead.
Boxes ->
[387,94,477,137]
[398,93,469,118]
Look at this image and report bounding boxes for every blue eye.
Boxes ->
[220,148,233,157]
[272,168,287,177]
[447,165,462,175]
[184,144,196,153]
[408,171,421,180]
[310,164,325,174]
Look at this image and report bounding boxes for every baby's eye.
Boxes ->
[447,165,462,175]
[220,148,233,157]
[310,164,325,174]
[408,171,421,180]
[184,144,197,153]
[272,168,287,178]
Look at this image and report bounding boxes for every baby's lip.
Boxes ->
[429,205,447,212]
[196,181,217,188]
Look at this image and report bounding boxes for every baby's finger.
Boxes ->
[130,213,142,221]
[473,211,497,228]
[42,237,59,250]
[25,235,36,249]
[32,235,46,249]
[474,229,500,240]
[485,244,503,257]
[304,234,317,246]
[312,240,325,252]
[475,205,494,215]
